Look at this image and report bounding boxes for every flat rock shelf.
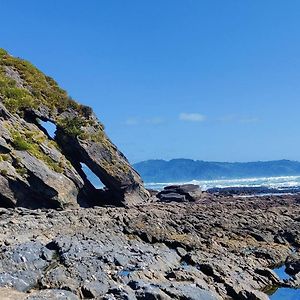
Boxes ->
[0,193,298,299]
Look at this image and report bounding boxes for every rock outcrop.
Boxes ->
[0,48,149,208]
[286,252,300,276]
[0,194,298,299]
[157,184,203,202]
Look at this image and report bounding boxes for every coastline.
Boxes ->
[0,193,298,299]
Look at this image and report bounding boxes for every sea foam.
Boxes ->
[145,175,300,191]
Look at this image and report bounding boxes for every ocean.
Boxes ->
[82,162,300,193]
[144,175,300,192]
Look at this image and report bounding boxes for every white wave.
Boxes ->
[145,175,300,191]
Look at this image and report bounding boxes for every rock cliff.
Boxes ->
[0,48,149,208]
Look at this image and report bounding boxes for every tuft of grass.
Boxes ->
[16,167,27,177]
[0,49,8,58]
[10,129,65,173]
[12,133,32,151]
[0,48,109,148]
[0,48,96,124]
[58,117,84,137]
[0,169,8,176]
[0,154,9,162]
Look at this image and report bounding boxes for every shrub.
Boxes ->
[0,154,9,162]
[16,167,27,177]
[0,48,8,58]
[0,169,8,176]
[12,134,32,151]
[58,117,84,137]
[80,105,93,118]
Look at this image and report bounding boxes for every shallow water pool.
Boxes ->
[269,266,300,299]
[269,287,300,300]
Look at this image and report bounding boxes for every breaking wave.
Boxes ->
[145,175,300,191]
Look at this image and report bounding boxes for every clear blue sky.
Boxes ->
[1,1,300,163]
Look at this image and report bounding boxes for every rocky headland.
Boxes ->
[0,48,149,209]
[0,49,299,299]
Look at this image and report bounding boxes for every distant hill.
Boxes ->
[133,159,300,182]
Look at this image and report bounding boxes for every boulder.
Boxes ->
[157,184,202,203]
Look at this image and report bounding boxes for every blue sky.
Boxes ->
[1,1,300,163]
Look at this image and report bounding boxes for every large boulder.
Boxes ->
[0,48,149,208]
[157,184,202,203]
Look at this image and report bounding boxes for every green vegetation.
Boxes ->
[12,134,32,151]
[0,48,109,145]
[16,167,27,177]
[57,117,84,137]
[0,51,70,113]
[0,154,9,162]
[0,169,7,176]
[0,48,94,120]
[0,48,120,175]
[0,49,8,58]
[10,129,64,173]
[0,68,37,114]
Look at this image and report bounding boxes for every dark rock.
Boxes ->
[158,193,186,203]
[285,252,300,275]
[157,184,202,203]
[255,268,280,285]
[286,273,300,288]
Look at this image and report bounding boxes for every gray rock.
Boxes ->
[26,289,79,300]
[286,252,300,275]
[0,48,150,208]
[137,286,172,300]
[82,280,110,298]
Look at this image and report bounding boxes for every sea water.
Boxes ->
[269,266,300,299]
[144,175,300,191]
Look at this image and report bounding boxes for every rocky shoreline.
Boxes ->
[0,192,298,299]
[0,49,299,300]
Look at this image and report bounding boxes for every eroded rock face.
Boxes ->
[0,103,84,209]
[0,48,149,208]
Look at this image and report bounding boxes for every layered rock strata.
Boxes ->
[0,48,149,208]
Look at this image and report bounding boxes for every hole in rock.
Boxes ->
[37,119,57,139]
[80,163,105,189]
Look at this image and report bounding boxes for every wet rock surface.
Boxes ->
[0,194,298,299]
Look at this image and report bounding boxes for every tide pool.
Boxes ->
[269,266,300,299]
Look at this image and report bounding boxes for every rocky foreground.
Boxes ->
[0,193,298,300]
